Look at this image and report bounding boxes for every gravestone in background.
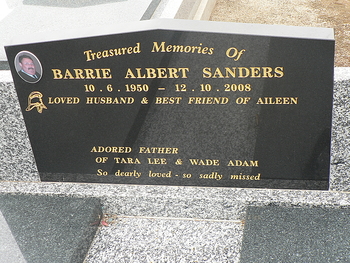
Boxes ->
[5,19,334,190]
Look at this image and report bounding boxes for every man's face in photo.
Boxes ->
[20,57,36,75]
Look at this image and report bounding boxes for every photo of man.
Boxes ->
[15,52,42,83]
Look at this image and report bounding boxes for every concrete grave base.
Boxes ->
[1,181,350,262]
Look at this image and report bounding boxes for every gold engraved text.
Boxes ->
[231,173,261,180]
[84,43,141,61]
[86,97,134,104]
[189,159,220,166]
[48,97,80,104]
[188,97,229,104]
[148,158,167,164]
[148,170,172,177]
[203,67,284,78]
[199,172,223,180]
[125,68,189,79]
[91,146,132,153]
[115,170,141,178]
[114,157,141,164]
[52,68,112,79]
[139,147,179,154]
[256,97,298,104]
[155,97,182,104]
[227,160,259,167]
[151,42,214,55]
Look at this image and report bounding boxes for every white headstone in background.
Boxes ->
[0,0,217,62]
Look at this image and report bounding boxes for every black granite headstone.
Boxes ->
[0,193,101,263]
[5,19,334,189]
[240,206,350,262]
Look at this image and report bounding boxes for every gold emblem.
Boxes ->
[26,91,47,113]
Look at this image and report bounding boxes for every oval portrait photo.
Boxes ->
[15,51,43,83]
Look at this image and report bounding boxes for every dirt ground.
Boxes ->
[210,0,350,67]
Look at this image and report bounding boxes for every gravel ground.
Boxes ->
[210,0,350,67]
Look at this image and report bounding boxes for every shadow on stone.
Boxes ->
[240,206,350,262]
[0,193,102,263]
